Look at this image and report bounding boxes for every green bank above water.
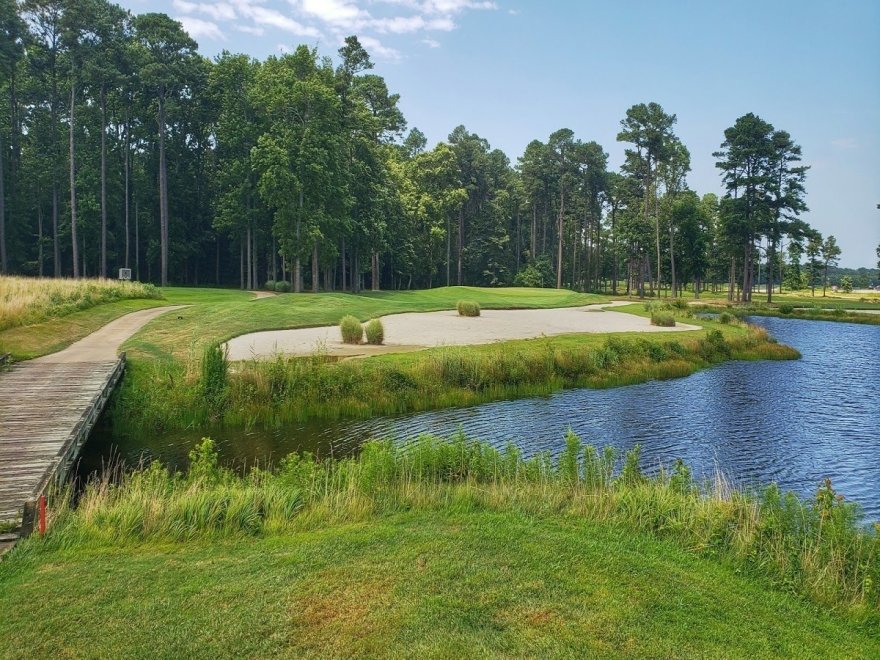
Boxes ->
[2,435,877,658]
[114,314,797,432]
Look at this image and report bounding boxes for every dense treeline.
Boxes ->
[0,1,868,297]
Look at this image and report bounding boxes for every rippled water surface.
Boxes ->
[84,317,880,519]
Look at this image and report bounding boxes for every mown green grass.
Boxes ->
[1,434,877,657]
[1,511,876,659]
[697,302,880,326]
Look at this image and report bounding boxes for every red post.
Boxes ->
[38,495,47,536]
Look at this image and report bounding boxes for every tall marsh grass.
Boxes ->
[339,315,364,344]
[43,433,879,622]
[0,275,161,331]
[114,325,799,432]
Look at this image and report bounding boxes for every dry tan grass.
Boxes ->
[0,276,161,332]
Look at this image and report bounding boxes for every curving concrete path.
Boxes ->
[30,305,186,364]
[225,301,700,360]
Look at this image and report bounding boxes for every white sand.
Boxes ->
[224,302,700,361]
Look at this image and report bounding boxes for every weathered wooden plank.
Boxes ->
[0,355,126,534]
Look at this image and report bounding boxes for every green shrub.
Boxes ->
[264,279,276,291]
[778,303,793,314]
[364,318,384,345]
[651,312,676,327]
[200,343,228,412]
[671,299,689,311]
[718,312,734,324]
[340,315,364,344]
[457,300,481,317]
[274,281,291,293]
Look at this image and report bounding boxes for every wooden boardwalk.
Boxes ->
[0,357,125,532]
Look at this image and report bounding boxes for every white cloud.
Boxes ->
[240,4,323,38]
[177,16,225,40]
[171,0,498,60]
[358,35,401,60]
[372,14,455,33]
[297,0,369,27]
[236,25,265,36]
[173,0,236,21]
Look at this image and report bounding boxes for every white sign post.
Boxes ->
[118,268,132,281]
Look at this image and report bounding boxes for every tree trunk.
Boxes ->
[530,202,536,259]
[311,240,319,293]
[37,203,44,277]
[294,187,303,292]
[668,225,676,298]
[69,82,79,277]
[134,200,139,280]
[158,93,169,286]
[246,225,252,290]
[124,108,130,269]
[100,88,108,278]
[611,208,618,295]
[728,256,735,302]
[52,184,60,276]
[340,237,347,291]
[766,240,775,304]
[457,205,463,285]
[556,185,564,289]
[515,205,521,272]
[239,236,245,290]
[252,230,258,290]
[0,130,5,273]
[371,250,379,291]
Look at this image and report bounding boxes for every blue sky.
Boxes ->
[121,0,880,267]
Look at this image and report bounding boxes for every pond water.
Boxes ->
[82,317,880,520]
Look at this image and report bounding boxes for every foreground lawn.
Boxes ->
[1,509,875,658]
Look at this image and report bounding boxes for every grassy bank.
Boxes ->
[1,435,876,657]
[0,275,161,332]
[696,302,880,326]
[115,316,797,431]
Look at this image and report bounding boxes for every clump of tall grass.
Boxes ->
[0,275,162,331]
[43,433,879,622]
[651,312,676,327]
[779,303,794,314]
[340,315,364,344]
[457,300,481,317]
[200,343,228,415]
[364,318,384,345]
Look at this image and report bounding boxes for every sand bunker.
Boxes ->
[224,302,700,360]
